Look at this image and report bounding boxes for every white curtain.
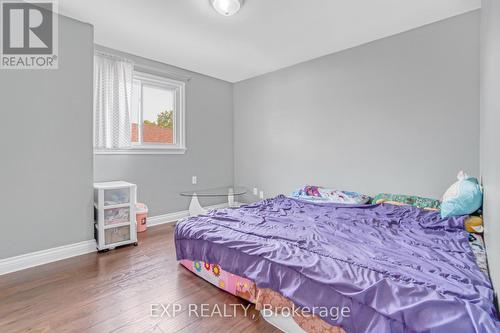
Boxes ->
[94,53,133,149]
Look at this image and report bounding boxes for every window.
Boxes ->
[129,71,186,153]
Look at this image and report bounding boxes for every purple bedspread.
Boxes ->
[175,195,499,333]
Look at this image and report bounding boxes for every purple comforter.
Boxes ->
[175,195,499,333]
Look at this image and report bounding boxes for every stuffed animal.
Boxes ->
[464,215,484,233]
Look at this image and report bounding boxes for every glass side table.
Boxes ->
[180,186,247,216]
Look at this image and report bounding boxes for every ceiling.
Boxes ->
[59,0,480,82]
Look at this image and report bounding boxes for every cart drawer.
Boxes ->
[104,207,130,225]
[104,188,130,206]
[105,226,131,245]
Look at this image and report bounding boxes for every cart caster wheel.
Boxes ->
[98,249,110,253]
[133,242,138,246]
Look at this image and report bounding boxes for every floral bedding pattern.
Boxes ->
[180,259,344,333]
[180,259,256,302]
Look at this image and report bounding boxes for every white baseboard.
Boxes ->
[0,240,97,276]
[0,203,243,276]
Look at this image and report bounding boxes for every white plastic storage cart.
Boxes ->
[94,181,138,251]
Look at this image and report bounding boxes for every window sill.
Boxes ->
[94,147,187,155]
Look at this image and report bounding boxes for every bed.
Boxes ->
[175,195,499,332]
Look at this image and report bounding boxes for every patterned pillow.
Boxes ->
[291,185,370,204]
[372,193,441,210]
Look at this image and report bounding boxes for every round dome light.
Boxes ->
[211,0,242,16]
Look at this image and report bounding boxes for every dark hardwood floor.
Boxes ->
[0,223,281,333]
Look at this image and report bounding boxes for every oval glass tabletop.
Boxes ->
[180,186,247,197]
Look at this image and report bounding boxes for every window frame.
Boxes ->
[95,71,186,155]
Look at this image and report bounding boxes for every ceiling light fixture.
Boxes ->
[211,0,243,16]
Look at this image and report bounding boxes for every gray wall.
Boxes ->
[93,47,234,217]
[480,0,500,295]
[234,11,479,202]
[0,16,94,259]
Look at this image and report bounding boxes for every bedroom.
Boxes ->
[0,0,499,332]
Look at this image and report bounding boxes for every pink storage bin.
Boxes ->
[136,203,148,233]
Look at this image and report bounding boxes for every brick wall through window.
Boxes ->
[131,123,173,144]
